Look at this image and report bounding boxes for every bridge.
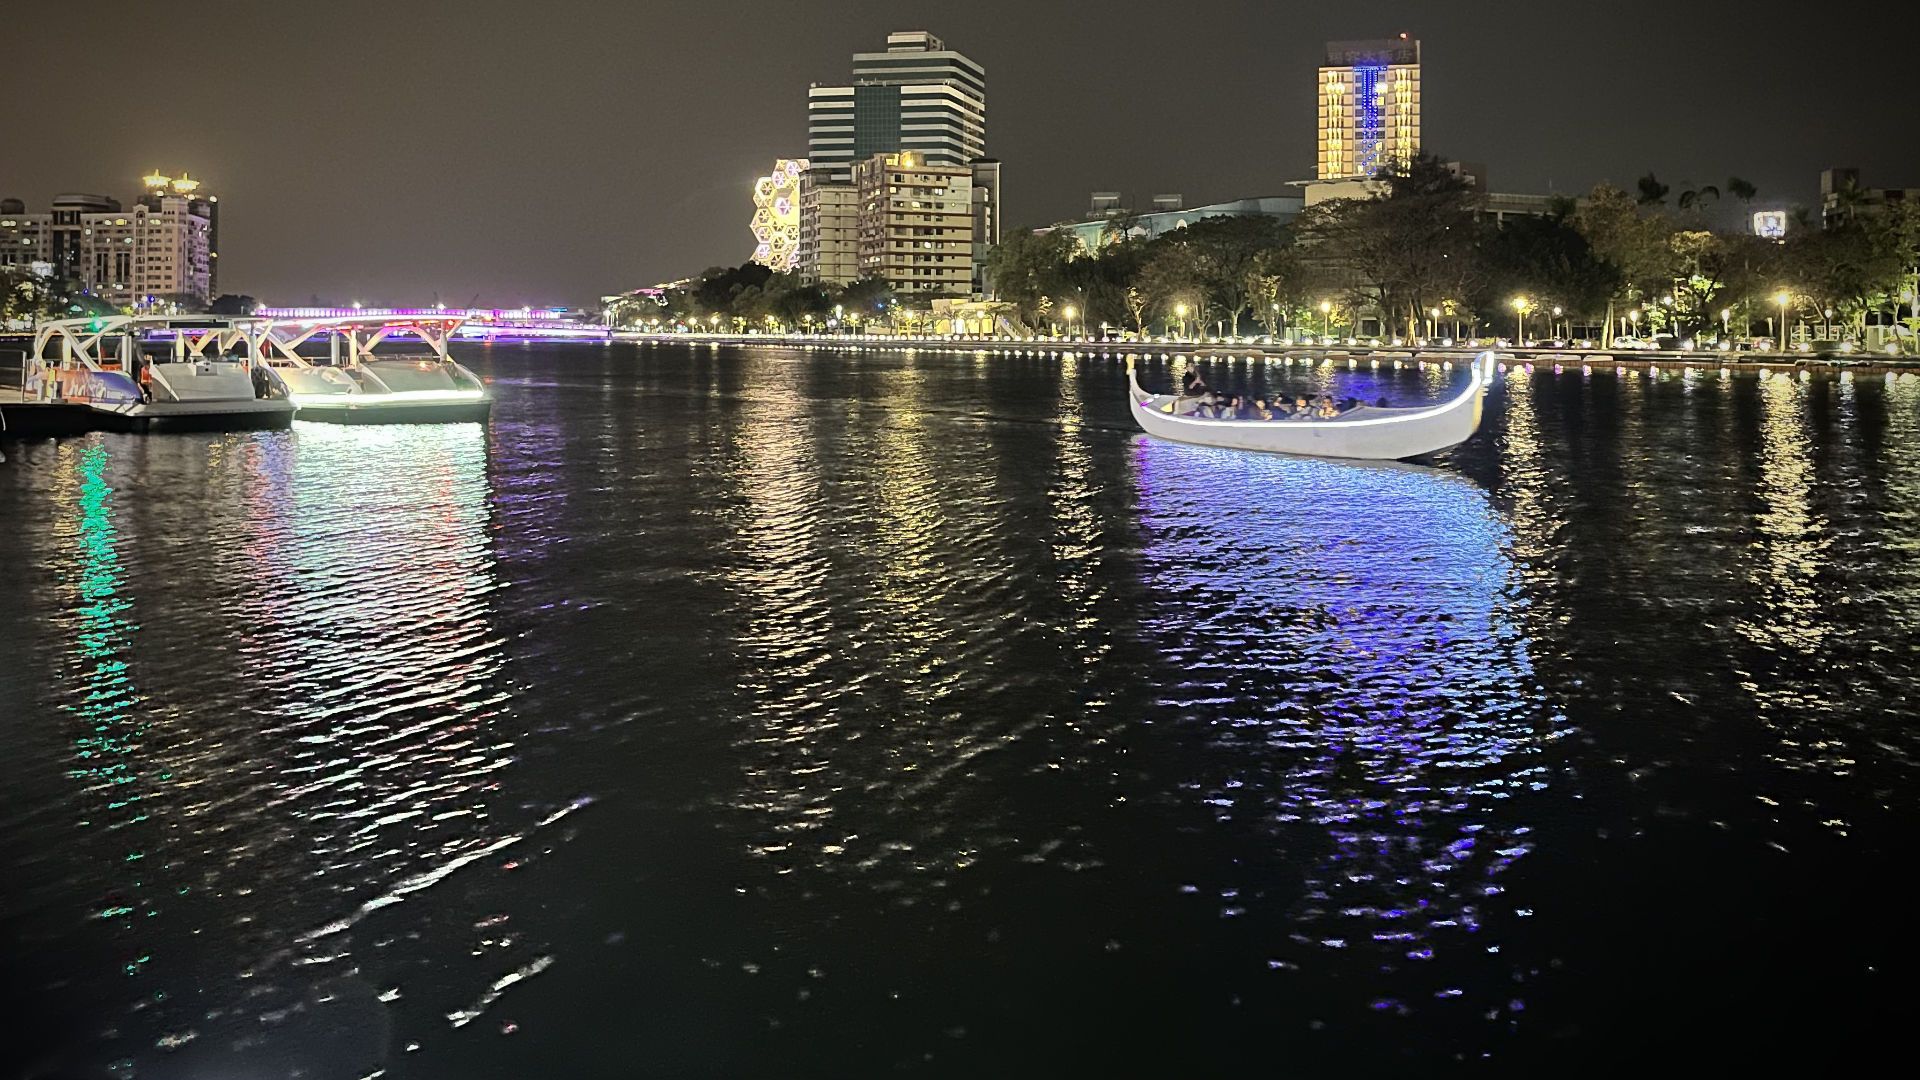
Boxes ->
[254,307,610,341]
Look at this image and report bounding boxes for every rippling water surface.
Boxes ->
[3,343,1917,1077]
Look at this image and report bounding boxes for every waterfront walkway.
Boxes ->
[625,332,1920,379]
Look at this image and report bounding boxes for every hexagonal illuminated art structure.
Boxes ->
[750,159,806,272]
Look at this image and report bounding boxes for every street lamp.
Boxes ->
[1774,289,1791,350]
[1063,303,1077,339]
[1510,296,1529,343]
[1175,302,1189,339]
[1552,305,1564,340]
[1318,299,1332,339]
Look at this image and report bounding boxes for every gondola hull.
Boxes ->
[1126,352,1496,461]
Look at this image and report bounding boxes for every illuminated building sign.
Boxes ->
[751,159,807,273]
[1752,210,1788,239]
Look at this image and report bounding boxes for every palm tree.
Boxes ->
[1636,172,1671,206]
[1676,183,1720,212]
[1829,175,1869,227]
[1726,176,1758,203]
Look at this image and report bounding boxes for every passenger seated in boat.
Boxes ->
[1340,396,1361,414]
[1235,396,1261,421]
[1271,398,1295,419]
[1182,370,1209,396]
[1315,395,1340,419]
[1252,398,1275,421]
[1290,395,1313,419]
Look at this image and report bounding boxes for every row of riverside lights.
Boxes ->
[635,285,1840,352]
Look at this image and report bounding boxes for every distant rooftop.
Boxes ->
[1324,36,1420,65]
[885,30,943,52]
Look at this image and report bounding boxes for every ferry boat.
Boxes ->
[1125,351,1498,461]
[23,315,295,432]
[254,314,491,424]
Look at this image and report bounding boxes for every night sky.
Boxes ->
[5,0,1912,307]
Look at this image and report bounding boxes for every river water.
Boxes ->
[1,342,1915,1077]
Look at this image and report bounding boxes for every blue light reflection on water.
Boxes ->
[1131,436,1564,1020]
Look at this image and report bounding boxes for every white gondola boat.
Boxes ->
[253,315,491,424]
[1125,350,1498,461]
[24,315,295,432]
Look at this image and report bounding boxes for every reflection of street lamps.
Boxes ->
[1318,299,1332,338]
[1510,296,1529,343]
[1774,289,1791,349]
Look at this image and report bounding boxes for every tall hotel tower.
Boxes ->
[799,31,991,288]
[1316,36,1421,180]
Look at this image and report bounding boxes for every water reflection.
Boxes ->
[1132,439,1562,1020]
[39,424,541,1075]
[50,444,155,967]
[1742,375,1831,654]
[722,353,843,862]
[244,424,513,932]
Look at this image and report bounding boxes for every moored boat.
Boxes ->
[254,315,491,424]
[1126,351,1498,460]
[24,316,295,432]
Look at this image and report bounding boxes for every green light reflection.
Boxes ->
[57,442,156,976]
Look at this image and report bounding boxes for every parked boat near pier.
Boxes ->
[254,315,491,424]
[22,316,295,432]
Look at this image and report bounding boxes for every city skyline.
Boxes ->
[3,0,1912,305]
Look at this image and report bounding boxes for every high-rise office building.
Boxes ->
[1316,36,1420,180]
[853,152,974,298]
[802,30,988,290]
[807,31,985,184]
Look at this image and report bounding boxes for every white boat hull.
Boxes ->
[291,395,491,425]
[1126,353,1497,461]
[272,356,491,425]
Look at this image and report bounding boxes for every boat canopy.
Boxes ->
[31,314,267,369]
[251,315,466,368]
